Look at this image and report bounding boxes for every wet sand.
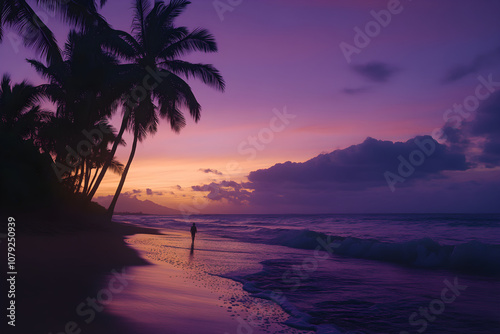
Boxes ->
[106,231,314,334]
[9,221,310,334]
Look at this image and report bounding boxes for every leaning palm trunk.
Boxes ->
[87,111,129,201]
[106,127,138,219]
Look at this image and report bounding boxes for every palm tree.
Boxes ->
[4,0,136,63]
[89,0,225,218]
[27,26,132,193]
[0,74,50,140]
[1,0,113,65]
[0,0,61,63]
[28,25,133,141]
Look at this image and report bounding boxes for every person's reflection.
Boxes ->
[189,241,194,261]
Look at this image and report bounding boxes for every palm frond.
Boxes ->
[36,0,104,29]
[132,0,151,46]
[161,60,225,91]
[0,0,5,41]
[9,0,62,64]
[160,28,218,59]
[156,0,191,26]
[153,70,201,127]
[109,158,124,175]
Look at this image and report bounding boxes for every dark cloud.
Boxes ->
[469,91,500,166]
[443,46,500,83]
[440,125,471,155]
[352,62,399,83]
[248,136,468,189]
[192,180,251,204]
[145,188,163,196]
[123,189,142,197]
[199,168,223,176]
[342,87,370,95]
[442,91,500,167]
[122,188,163,196]
[192,136,470,209]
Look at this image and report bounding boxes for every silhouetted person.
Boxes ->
[190,223,197,243]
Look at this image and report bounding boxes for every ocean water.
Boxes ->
[114,213,500,334]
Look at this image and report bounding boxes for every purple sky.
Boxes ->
[2,0,500,213]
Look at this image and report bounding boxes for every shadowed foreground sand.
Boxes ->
[8,221,306,334]
[9,222,156,334]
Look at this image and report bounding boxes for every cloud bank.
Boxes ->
[191,93,500,213]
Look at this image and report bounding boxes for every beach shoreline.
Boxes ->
[8,219,160,334]
[9,218,308,334]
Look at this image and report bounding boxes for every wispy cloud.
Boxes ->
[199,168,223,176]
[443,46,500,83]
[342,86,371,95]
[146,188,164,196]
[352,62,399,83]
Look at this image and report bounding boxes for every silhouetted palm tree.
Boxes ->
[89,0,225,218]
[27,27,132,193]
[1,0,112,64]
[0,0,61,63]
[0,74,50,141]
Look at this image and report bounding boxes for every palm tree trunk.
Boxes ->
[82,160,91,195]
[75,162,85,194]
[87,165,101,196]
[87,112,129,201]
[106,127,138,220]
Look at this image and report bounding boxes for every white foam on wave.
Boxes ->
[262,228,500,274]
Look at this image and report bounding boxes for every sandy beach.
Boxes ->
[10,221,151,334]
[9,220,312,334]
[106,228,314,334]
